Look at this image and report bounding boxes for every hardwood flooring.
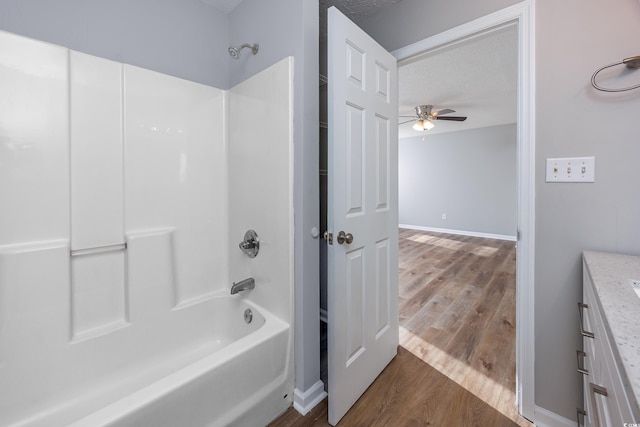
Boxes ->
[397,229,529,427]
[270,347,523,427]
[270,229,532,427]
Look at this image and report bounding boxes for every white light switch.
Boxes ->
[546,157,595,183]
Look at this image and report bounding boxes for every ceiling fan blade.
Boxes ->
[434,108,455,116]
[399,119,417,125]
[433,116,467,121]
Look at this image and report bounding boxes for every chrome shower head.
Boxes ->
[228,46,240,59]
[228,43,259,59]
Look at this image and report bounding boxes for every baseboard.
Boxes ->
[293,381,327,416]
[534,405,575,427]
[399,224,517,242]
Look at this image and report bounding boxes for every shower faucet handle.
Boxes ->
[239,229,259,258]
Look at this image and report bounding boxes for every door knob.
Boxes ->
[336,231,353,245]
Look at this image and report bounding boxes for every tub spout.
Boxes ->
[231,277,255,294]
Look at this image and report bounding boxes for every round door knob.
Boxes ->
[337,231,354,245]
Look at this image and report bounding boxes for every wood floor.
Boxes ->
[270,229,532,427]
[397,229,530,427]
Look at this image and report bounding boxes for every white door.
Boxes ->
[327,7,399,425]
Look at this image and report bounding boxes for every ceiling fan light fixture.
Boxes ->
[412,119,435,131]
[402,104,463,131]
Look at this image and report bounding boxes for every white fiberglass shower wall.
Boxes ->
[0,30,293,426]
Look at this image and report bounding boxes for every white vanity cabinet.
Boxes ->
[580,252,640,427]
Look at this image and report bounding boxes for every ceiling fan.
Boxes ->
[400,105,467,131]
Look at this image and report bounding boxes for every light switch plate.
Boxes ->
[546,157,595,182]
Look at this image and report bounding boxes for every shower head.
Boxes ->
[228,46,240,59]
[228,43,259,59]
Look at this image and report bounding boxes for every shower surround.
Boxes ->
[0,30,294,426]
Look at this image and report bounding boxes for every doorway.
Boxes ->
[392,3,535,420]
[317,1,535,423]
[396,20,519,421]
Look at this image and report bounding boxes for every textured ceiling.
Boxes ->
[319,0,402,59]
[321,0,402,23]
[399,25,518,138]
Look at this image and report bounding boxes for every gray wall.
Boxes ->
[1,0,322,401]
[0,0,230,88]
[399,124,517,237]
[535,0,640,419]
[361,0,640,420]
[229,0,322,396]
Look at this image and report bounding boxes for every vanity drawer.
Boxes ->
[582,255,640,426]
[581,270,601,380]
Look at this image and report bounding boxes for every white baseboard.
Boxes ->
[293,381,327,416]
[399,224,517,242]
[534,405,575,427]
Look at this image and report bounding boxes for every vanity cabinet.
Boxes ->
[580,252,640,427]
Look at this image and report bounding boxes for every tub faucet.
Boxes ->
[231,277,255,295]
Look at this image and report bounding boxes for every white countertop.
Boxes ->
[583,251,640,410]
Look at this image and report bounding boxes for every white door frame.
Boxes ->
[392,1,535,421]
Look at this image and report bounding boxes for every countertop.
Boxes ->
[583,251,640,411]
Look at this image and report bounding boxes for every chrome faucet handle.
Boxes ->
[239,240,255,250]
[239,229,259,258]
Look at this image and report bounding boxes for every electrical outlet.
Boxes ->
[441,213,447,220]
[545,157,595,183]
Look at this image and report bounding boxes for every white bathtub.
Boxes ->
[0,248,293,427]
[65,297,293,427]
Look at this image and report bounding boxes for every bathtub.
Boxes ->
[62,297,293,427]
[66,297,293,427]
[0,258,293,427]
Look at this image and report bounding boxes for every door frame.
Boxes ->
[392,1,535,421]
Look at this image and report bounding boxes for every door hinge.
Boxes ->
[323,231,333,245]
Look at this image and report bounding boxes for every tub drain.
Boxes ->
[244,308,253,324]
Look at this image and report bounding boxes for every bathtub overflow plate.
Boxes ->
[244,308,253,324]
